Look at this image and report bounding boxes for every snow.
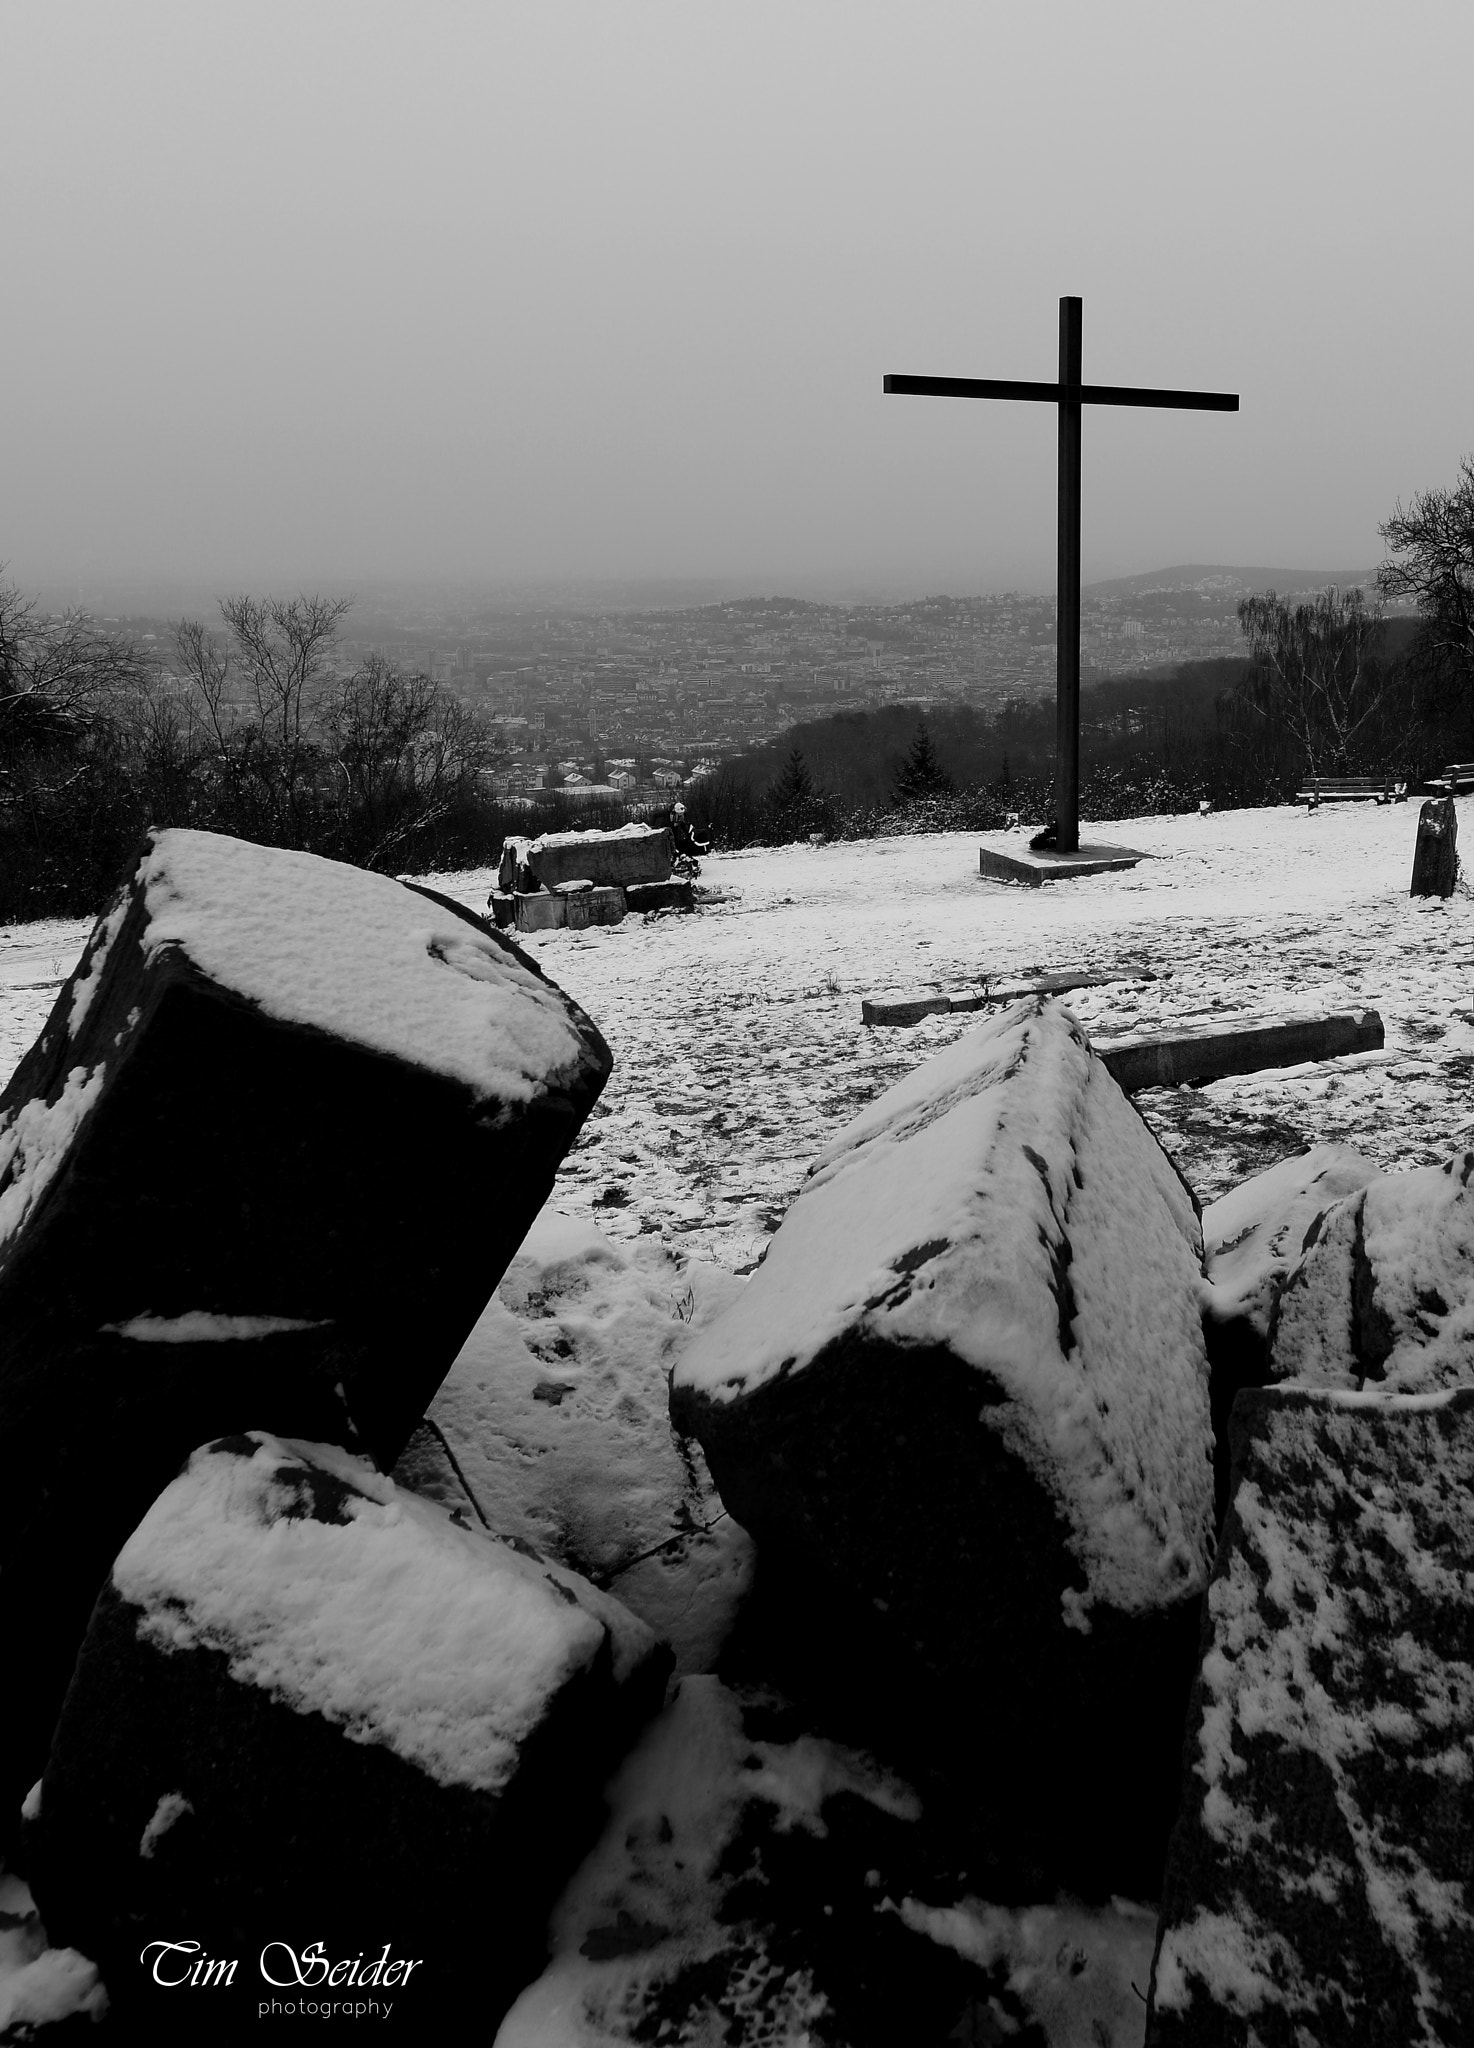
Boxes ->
[112,1432,659,1794]
[895,1894,1157,2048]
[134,828,596,1104]
[1199,1142,1380,1335]
[101,1311,330,1342]
[402,799,1474,1275]
[1271,1152,1474,1392]
[492,1677,845,2047]
[65,893,128,1041]
[0,1061,104,1250]
[0,1870,108,2032]
[1151,1903,1307,2018]
[138,1790,193,1858]
[673,997,1215,1622]
[398,1206,752,1669]
[1166,1386,1474,2040]
[496,1676,1154,2048]
[530,824,666,853]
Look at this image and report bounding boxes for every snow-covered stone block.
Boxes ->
[560,883,626,929]
[1269,1151,1474,1393]
[669,997,1215,1889]
[515,889,567,931]
[0,829,611,1837]
[497,834,536,893]
[1146,1385,1474,2047]
[1199,1145,1380,1522]
[625,879,696,914]
[26,1432,670,2035]
[391,1209,752,1674]
[527,824,674,890]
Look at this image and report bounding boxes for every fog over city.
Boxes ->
[3,1,1471,606]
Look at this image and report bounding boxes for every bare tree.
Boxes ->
[1378,454,1474,712]
[174,593,349,839]
[1235,586,1385,775]
[321,654,489,866]
[1,576,154,804]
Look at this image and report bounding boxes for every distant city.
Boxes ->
[89,564,1398,804]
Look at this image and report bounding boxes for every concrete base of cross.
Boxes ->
[977,839,1151,887]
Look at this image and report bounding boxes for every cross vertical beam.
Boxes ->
[1056,297,1083,851]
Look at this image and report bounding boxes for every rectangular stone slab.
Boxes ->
[0,830,612,1843]
[1147,1385,1474,2046]
[625,880,696,913]
[1095,1009,1384,1092]
[528,826,674,889]
[861,966,1163,1027]
[516,890,568,931]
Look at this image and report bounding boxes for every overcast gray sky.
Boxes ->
[4,1,1471,601]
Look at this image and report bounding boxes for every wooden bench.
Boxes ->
[1296,775,1406,807]
[1428,761,1474,795]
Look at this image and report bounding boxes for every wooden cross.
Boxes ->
[885,298,1237,853]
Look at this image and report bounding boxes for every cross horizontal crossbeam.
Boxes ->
[882,373,1238,411]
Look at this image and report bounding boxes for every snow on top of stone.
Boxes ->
[137,830,593,1103]
[113,1432,658,1795]
[674,998,1215,1618]
[1272,1152,1474,1394]
[1200,1143,1380,1335]
[0,1063,104,1253]
[529,823,664,854]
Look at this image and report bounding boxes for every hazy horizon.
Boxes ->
[5,2,1471,597]
[15,561,1395,626]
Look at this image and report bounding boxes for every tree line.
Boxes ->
[0,590,542,921]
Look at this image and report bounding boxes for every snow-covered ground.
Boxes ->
[5,804,1471,1255]
[2,800,1470,2043]
[433,799,1474,1254]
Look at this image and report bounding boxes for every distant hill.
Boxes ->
[1085,564,1385,599]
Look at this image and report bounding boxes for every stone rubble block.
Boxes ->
[1269,1150,1474,1395]
[26,1432,671,2035]
[1147,1385,1474,2047]
[671,995,1215,1891]
[1198,1145,1380,1522]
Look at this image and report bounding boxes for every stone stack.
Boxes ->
[0,830,612,1845]
[487,825,691,930]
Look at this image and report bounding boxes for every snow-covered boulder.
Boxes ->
[26,1432,670,2036]
[1146,1385,1474,2046]
[1199,1145,1380,1521]
[669,997,1216,1890]
[0,829,610,1842]
[1268,1150,1474,1393]
[392,1209,753,1672]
